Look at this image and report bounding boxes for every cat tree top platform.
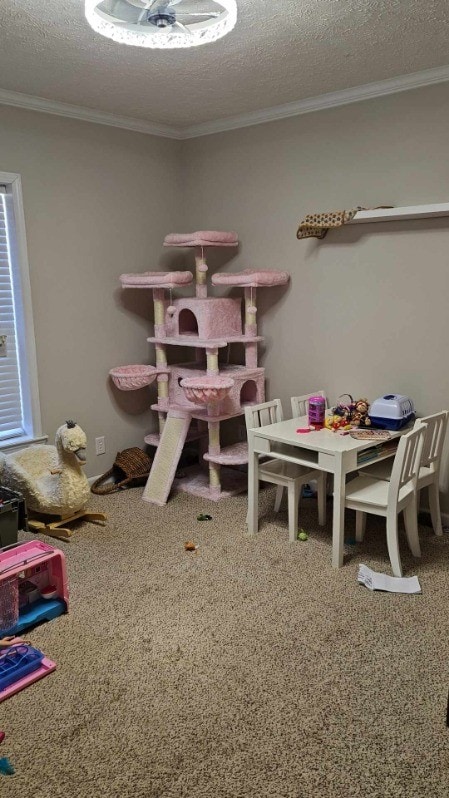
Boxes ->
[119,271,193,289]
[212,269,290,287]
[164,231,238,248]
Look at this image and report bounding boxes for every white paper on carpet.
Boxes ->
[358,564,421,594]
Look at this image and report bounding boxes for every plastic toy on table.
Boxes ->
[308,396,326,427]
[369,394,415,430]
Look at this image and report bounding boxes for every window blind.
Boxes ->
[0,187,25,440]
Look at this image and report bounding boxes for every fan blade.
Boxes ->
[177,12,221,18]
[137,0,158,23]
[173,20,192,34]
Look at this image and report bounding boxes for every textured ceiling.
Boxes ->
[0,0,448,130]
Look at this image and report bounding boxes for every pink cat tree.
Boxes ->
[110,231,289,505]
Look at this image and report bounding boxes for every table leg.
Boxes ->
[247,433,259,535]
[332,455,345,568]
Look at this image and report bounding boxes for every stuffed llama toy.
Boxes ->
[0,420,91,517]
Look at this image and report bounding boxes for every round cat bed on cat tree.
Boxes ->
[180,376,234,405]
[109,365,160,391]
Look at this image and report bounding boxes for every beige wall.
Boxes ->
[0,106,182,476]
[181,83,449,508]
[2,83,449,504]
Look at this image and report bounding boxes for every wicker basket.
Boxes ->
[91,447,152,494]
[109,365,158,391]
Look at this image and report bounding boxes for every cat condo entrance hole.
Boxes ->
[240,380,258,405]
[178,309,199,336]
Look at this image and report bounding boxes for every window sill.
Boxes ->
[0,434,48,453]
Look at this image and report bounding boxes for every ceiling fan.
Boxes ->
[85,0,238,48]
[127,0,221,34]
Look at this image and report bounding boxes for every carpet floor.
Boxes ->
[2,485,449,797]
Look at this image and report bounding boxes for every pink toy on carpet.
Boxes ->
[120,271,193,288]
[164,231,238,247]
[212,269,290,287]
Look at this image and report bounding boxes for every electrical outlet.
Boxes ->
[0,335,6,358]
[95,436,106,455]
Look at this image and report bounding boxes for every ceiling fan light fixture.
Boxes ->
[84,0,238,49]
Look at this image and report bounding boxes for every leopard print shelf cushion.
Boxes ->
[296,208,363,239]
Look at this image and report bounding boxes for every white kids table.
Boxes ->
[247,417,406,568]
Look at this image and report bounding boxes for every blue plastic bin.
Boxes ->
[0,645,44,692]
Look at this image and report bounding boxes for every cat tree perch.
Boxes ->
[112,231,289,504]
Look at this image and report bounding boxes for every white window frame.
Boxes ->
[0,171,45,452]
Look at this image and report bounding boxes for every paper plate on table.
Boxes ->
[350,429,391,440]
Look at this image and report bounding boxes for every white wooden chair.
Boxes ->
[344,422,427,577]
[358,411,448,536]
[245,399,326,542]
[291,392,329,498]
[291,390,327,419]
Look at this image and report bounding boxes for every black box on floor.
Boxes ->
[0,486,28,548]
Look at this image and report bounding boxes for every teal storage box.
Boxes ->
[0,488,28,549]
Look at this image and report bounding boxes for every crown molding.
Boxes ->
[0,87,182,140]
[1,64,449,141]
[180,64,449,139]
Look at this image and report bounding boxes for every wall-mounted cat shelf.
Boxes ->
[349,203,449,224]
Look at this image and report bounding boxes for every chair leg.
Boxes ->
[317,472,326,526]
[355,511,366,542]
[274,485,284,513]
[403,499,421,558]
[288,483,299,543]
[386,511,403,577]
[428,480,443,537]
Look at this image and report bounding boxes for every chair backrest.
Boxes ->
[291,391,327,418]
[388,422,427,508]
[413,411,448,473]
[245,399,283,431]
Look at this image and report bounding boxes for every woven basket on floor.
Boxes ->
[91,447,152,495]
